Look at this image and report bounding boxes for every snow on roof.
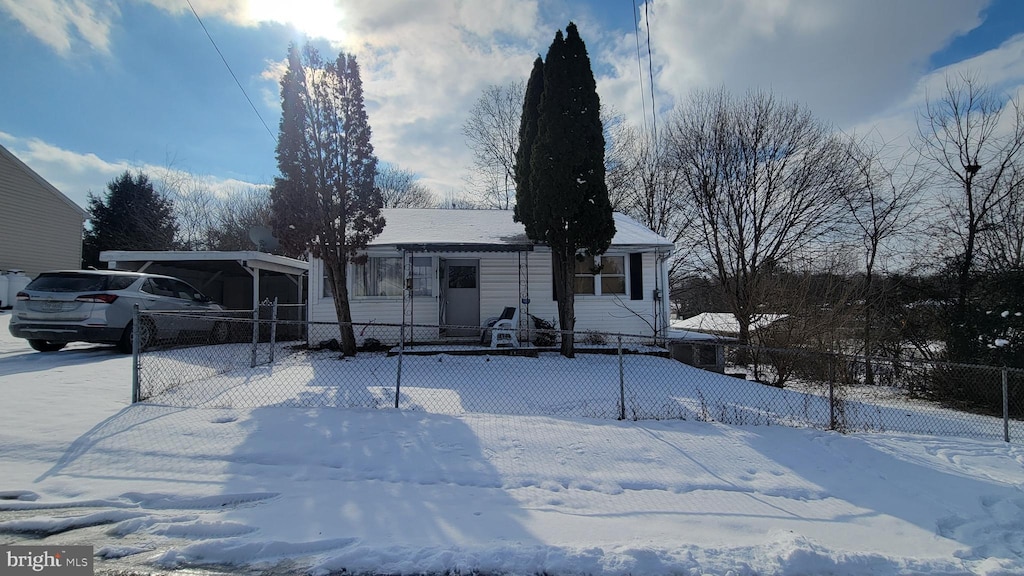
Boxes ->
[672,313,789,335]
[99,250,309,273]
[371,209,673,249]
[666,328,737,342]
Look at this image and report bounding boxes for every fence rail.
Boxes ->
[132,309,1024,443]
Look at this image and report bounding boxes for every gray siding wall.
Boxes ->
[0,153,84,277]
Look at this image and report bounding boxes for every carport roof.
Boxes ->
[99,250,309,276]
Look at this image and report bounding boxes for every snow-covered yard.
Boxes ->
[2,310,1024,575]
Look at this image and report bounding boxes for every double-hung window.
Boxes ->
[573,255,626,296]
[410,257,433,297]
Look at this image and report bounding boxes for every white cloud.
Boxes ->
[0,0,117,55]
[9,0,1024,205]
[847,32,1024,149]
[0,133,263,211]
[599,0,989,129]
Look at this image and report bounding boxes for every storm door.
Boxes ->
[442,259,480,337]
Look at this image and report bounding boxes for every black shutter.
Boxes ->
[629,253,643,300]
[552,258,558,301]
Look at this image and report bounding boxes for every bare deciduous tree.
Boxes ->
[666,88,856,344]
[375,163,437,208]
[462,81,524,209]
[605,119,693,282]
[843,135,926,383]
[977,184,1024,271]
[162,171,217,251]
[918,72,1024,304]
[917,73,1024,362]
[211,186,274,251]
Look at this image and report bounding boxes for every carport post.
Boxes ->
[131,304,140,403]
[250,306,259,368]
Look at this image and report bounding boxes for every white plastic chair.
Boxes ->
[485,306,519,348]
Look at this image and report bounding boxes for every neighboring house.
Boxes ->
[309,209,673,345]
[665,328,735,373]
[0,144,87,277]
[672,312,789,339]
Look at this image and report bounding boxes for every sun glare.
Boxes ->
[246,0,346,43]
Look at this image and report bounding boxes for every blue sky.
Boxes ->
[1,0,1023,211]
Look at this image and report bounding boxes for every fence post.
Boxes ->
[132,303,140,401]
[618,336,626,420]
[250,305,259,368]
[269,297,279,364]
[828,355,836,431]
[1004,368,1010,443]
[395,321,404,409]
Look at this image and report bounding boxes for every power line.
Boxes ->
[632,0,649,136]
[644,1,657,146]
[185,0,277,143]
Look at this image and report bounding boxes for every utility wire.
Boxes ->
[632,0,649,136]
[644,1,657,147]
[185,0,277,143]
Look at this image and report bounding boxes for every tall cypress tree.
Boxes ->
[523,23,615,357]
[271,43,384,356]
[513,56,544,239]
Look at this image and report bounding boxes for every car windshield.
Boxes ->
[25,273,131,293]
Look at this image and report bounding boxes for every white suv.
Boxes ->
[9,270,226,353]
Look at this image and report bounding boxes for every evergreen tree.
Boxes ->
[271,42,384,356]
[513,56,544,239]
[520,23,615,357]
[82,171,177,267]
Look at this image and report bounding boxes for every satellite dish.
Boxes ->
[248,226,280,252]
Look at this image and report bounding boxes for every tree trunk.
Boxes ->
[325,257,358,356]
[551,247,576,358]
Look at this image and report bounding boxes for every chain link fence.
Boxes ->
[131,309,1024,443]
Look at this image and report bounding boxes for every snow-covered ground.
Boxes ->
[2,310,1023,575]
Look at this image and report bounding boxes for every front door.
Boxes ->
[442,259,480,337]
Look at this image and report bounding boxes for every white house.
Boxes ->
[309,209,673,345]
[672,312,790,338]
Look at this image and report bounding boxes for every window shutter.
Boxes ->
[552,259,558,301]
[629,253,643,300]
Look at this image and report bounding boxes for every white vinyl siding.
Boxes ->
[308,248,668,342]
[528,250,660,335]
[0,148,86,277]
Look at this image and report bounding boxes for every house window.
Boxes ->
[573,255,626,296]
[411,256,432,297]
[353,257,403,297]
[600,256,626,295]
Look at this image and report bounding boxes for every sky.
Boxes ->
[1,0,1024,211]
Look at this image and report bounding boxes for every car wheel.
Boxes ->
[118,319,156,353]
[210,321,230,344]
[28,339,66,352]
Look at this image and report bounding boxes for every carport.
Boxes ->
[99,251,308,315]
